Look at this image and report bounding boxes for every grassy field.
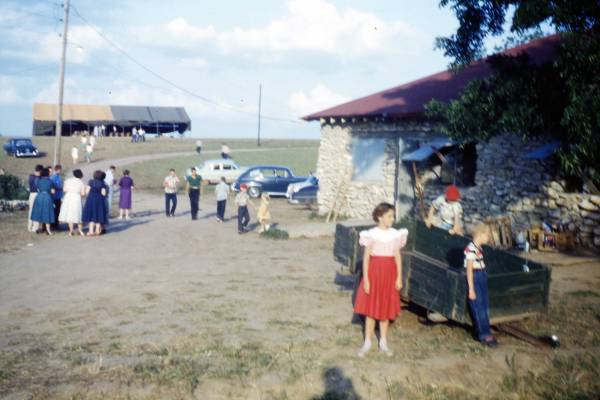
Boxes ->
[0,136,318,180]
[124,146,319,192]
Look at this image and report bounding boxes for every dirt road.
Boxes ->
[1,187,599,398]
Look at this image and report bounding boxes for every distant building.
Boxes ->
[304,34,600,249]
[32,103,191,136]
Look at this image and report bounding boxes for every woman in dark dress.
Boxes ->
[30,167,55,235]
[118,169,134,220]
[82,170,108,236]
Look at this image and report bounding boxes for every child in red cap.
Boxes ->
[235,184,253,233]
[425,184,463,235]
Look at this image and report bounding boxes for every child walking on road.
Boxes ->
[354,203,408,357]
[465,224,498,347]
[235,184,253,233]
[215,177,229,222]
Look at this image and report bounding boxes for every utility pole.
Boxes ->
[53,0,70,166]
[257,83,262,147]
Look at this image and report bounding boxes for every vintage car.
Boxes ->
[231,165,307,198]
[286,174,319,204]
[3,138,39,158]
[185,159,248,184]
[334,218,551,325]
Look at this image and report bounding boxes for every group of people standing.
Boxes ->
[131,127,146,143]
[27,164,135,236]
[162,167,271,234]
[353,186,497,358]
[71,135,97,165]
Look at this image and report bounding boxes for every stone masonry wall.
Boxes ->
[316,121,600,250]
[423,133,600,249]
[316,120,439,219]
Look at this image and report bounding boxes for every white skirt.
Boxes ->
[59,192,82,223]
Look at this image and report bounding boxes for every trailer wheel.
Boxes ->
[426,311,448,323]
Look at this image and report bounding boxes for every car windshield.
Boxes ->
[15,140,32,146]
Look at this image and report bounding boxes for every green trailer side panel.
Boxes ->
[333,218,552,324]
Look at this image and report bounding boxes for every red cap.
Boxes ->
[240,184,248,190]
[445,185,461,202]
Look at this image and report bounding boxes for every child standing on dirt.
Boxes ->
[215,176,229,222]
[235,184,253,234]
[354,202,408,357]
[464,224,498,347]
[257,193,271,233]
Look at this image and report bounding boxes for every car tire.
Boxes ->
[248,186,261,198]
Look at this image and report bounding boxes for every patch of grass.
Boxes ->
[0,368,15,381]
[108,342,121,352]
[0,136,316,180]
[500,353,600,400]
[125,145,318,191]
[308,211,327,221]
[568,290,600,298]
[260,227,290,240]
[142,292,159,301]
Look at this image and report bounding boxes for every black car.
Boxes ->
[286,175,319,204]
[3,138,39,158]
[232,165,307,198]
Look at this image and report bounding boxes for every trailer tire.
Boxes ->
[427,311,448,323]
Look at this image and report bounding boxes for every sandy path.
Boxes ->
[1,172,599,398]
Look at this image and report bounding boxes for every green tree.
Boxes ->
[427,0,600,188]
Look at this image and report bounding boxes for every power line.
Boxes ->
[70,5,303,124]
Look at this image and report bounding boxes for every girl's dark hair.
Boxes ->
[123,169,130,176]
[35,164,44,172]
[372,202,395,223]
[40,168,50,177]
[73,169,83,179]
[101,171,106,180]
[93,170,103,180]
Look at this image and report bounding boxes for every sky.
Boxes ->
[0,0,514,139]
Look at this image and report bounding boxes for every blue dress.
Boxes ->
[30,178,55,224]
[82,179,108,224]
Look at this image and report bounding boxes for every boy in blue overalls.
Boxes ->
[464,223,498,347]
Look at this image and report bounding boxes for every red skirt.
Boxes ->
[354,256,401,321]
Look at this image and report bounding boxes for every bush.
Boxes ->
[260,227,289,240]
[0,174,29,200]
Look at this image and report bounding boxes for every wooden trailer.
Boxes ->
[334,219,552,324]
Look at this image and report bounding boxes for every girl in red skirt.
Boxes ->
[354,202,408,357]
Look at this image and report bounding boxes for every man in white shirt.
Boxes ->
[163,169,180,217]
[221,144,231,159]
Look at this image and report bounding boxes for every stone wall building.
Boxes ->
[303,34,600,250]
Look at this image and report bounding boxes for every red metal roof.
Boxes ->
[303,34,561,121]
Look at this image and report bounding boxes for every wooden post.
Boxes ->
[53,0,70,166]
[412,162,426,221]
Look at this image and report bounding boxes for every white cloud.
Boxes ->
[134,0,423,56]
[33,77,255,123]
[288,84,348,117]
[178,57,209,68]
[39,25,107,64]
[0,76,28,105]
[1,25,107,65]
